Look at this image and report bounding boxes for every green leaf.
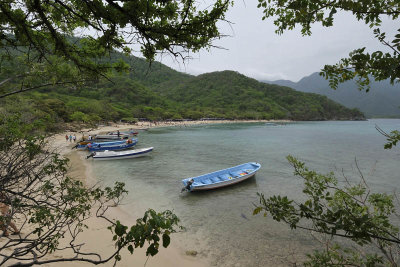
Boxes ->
[115,221,126,237]
[253,207,263,215]
[147,244,159,256]
[162,233,170,248]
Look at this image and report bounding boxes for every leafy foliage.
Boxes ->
[0,0,230,69]
[257,0,400,90]
[254,156,400,265]
[0,1,231,265]
[0,115,181,266]
[109,209,181,261]
[0,0,230,99]
[376,125,400,149]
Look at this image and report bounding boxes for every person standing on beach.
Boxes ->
[0,192,19,237]
[69,135,72,142]
[117,130,120,138]
[73,135,76,142]
[65,134,69,142]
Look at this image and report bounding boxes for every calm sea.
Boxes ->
[90,119,400,266]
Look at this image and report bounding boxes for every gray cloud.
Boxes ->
[156,2,398,82]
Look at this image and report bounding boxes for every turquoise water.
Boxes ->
[90,119,400,266]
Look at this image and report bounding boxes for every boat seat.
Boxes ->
[218,174,230,181]
[204,179,212,184]
[210,177,220,183]
[238,170,249,176]
[229,172,240,178]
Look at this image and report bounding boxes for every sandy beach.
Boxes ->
[44,120,284,266]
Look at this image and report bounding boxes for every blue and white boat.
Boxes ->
[73,139,134,150]
[182,162,261,192]
[89,147,153,160]
[87,138,137,152]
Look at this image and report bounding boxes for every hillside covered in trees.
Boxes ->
[0,54,365,131]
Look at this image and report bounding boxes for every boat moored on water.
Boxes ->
[181,162,261,192]
[88,147,154,160]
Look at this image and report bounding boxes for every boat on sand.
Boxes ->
[88,147,153,160]
[87,138,137,151]
[181,162,261,192]
[73,139,130,150]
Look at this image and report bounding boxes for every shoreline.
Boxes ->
[48,120,280,266]
[69,119,290,136]
[58,151,209,267]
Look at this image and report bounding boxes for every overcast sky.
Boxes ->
[155,2,398,82]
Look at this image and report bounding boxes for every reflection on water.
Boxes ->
[90,119,400,266]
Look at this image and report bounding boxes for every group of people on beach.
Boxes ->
[65,134,76,142]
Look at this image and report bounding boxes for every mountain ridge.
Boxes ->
[263,72,400,118]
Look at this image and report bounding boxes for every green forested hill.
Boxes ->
[152,70,364,120]
[114,53,193,88]
[0,54,365,130]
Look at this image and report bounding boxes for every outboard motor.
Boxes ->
[181,179,194,193]
[86,152,95,159]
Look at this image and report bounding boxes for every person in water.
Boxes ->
[0,192,19,237]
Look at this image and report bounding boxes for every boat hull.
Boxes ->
[76,139,132,149]
[88,141,137,152]
[95,134,129,140]
[189,173,256,191]
[76,145,88,150]
[86,138,138,151]
[182,162,261,192]
[92,147,153,160]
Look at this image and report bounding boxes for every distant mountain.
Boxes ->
[151,70,365,121]
[263,72,400,118]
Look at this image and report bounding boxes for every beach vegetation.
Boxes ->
[254,155,400,266]
[0,0,231,98]
[257,0,400,91]
[0,115,182,266]
[0,0,231,265]
[254,1,400,265]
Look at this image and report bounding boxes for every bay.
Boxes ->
[90,119,400,266]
